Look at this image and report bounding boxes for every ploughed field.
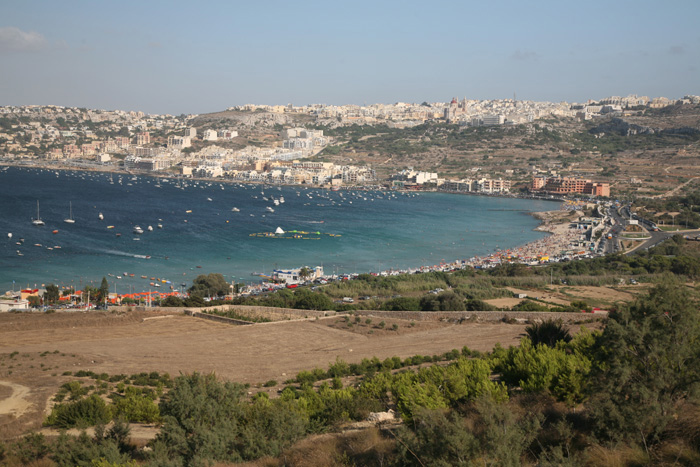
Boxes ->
[0,310,528,438]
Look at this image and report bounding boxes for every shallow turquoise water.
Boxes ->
[0,166,558,292]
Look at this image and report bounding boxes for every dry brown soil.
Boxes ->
[0,310,528,439]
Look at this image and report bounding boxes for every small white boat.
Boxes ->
[32,200,45,226]
[7,233,11,239]
[231,207,240,212]
[266,206,275,213]
[98,212,104,220]
[157,223,163,229]
[133,226,144,234]
[147,225,153,231]
[64,201,75,224]
[207,197,213,202]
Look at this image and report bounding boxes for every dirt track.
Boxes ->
[0,381,32,418]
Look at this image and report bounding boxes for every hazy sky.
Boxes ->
[1,0,698,115]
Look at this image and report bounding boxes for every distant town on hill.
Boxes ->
[1,93,699,199]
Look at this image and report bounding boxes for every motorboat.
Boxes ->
[133,225,144,234]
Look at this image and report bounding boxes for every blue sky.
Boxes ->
[1,0,698,115]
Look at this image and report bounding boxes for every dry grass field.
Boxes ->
[0,310,532,440]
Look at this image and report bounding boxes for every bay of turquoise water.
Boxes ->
[0,166,558,293]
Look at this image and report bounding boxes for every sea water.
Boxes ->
[0,166,558,292]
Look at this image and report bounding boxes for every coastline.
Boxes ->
[0,159,565,202]
[453,206,584,270]
[1,163,578,293]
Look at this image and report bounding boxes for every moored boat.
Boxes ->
[32,200,45,226]
[64,201,75,224]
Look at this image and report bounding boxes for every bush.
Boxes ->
[12,432,50,465]
[420,291,466,311]
[512,300,550,312]
[381,297,420,311]
[46,394,113,428]
[525,319,572,347]
[161,295,184,307]
[112,387,160,423]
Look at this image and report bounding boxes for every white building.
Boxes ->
[481,114,505,126]
[203,129,218,141]
[0,299,30,312]
[273,266,324,284]
[167,135,192,149]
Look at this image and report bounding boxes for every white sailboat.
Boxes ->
[32,200,45,226]
[64,202,75,224]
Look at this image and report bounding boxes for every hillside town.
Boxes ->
[1,94,696,195]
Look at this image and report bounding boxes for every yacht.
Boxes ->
[32,201,45,226]
[64,201,75,224]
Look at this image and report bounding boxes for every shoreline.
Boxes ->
[402,205,586,275]
[0,159,565,201]
[1,163,580,294]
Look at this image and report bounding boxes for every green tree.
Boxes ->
[396,408,480,466]
[27,295,41,307]
[298,266,313,282]
[99,277,110,304]
[44,284,60,305]
[420,291,465,311]
[293,288,334,310]
[476,397,542,466]
[45,394,112,429]
[12,432,50,465]
[588,280,700,448]
[155,372,247,464]
[161,295,184,307]
[188,273,230,298]
[183,295,206,307]
[381,297,420,311]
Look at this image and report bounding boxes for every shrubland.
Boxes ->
[3,277,700,465]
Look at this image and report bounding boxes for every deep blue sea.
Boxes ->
[0,166,558,293]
